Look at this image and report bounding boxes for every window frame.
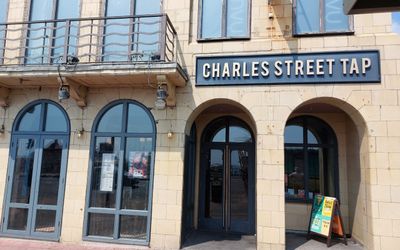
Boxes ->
[284,115,339,204]
[197,0,251,41]
[292,0,354,37]
[0,0,10,64]
[82,99,156,245]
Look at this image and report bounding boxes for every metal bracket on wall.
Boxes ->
[0,87,10,107]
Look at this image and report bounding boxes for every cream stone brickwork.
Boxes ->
[0,0,399,250]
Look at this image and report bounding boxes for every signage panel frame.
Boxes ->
[195,50,381,86]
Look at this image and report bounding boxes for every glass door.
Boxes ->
[4,137,38,234]
[199,144,254,234]
[3,136,68,239]
[229,145,254,234]
[30,137,67,237]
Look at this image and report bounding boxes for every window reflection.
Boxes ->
[284,116,338,202]
[17,104,41,131]
[97,104,123,133]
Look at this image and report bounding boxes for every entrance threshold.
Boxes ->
[181,230,256,250]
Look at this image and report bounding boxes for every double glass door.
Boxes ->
[200,143,254,234]
[2,135,68,240]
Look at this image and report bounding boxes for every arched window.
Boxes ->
[284,116,338,202]
[84,100,156,244]
[2,100,70,240]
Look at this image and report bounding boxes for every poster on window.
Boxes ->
[100,153,115,192]
[128,152,149,179]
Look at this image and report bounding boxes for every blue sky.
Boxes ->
[393,12,400,33]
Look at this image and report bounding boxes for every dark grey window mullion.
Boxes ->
[55,135,69,235]
[303,119,309,201]
[319,0,324,33]
[39,103,46,132]
[113,137,125,239]
[221,0,227,37]
[113,102,127,239]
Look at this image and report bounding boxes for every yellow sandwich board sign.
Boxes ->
[307,195,347,247]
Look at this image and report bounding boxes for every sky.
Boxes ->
[393,12,400,33]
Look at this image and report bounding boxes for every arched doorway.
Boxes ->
[2,100,70,240]
[199,116,255,234]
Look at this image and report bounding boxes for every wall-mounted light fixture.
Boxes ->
[167,130,174,139]
[155,84,168,110]
[76,107,85,138]
[77,128,84,138]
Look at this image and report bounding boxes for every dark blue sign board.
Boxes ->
[195,50,381,86]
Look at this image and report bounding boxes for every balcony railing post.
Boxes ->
[63,19,71,63]
[159,14,167,62]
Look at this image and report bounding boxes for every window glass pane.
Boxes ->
[52,0,80,61]
[308,147,321,200]
[227,0,248,37]
[34,209,56,233]
[97,104,123,132]
[37,139,63,205]
[8,208,29,230]
[88,213,115,237]
[201,0,223,38]
[307,129,318,144]
[135,0,161,61]
[103,0,131,61]
[284,125,303,144]
[212,128,226,142]
[90,137,120,208]
[45,104,68,132]
[17,104,41,131]
[136,0,160,14]
[26,0,53,64]
[120,215,147,240]
[295,0,320,34]
[0,0,8,60]
[127,104,153,133]
[307,117,336,145]
[122,137,153,210]
[229,126,252,143]
[0,0,7,23]
[324,147,336,197]
[205,149,224,219]
[230,149,248,221]
[10,139,36,204]
[285,146,305,199]
[324,0,349,32]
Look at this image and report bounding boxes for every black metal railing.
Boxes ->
[0,13,177,65]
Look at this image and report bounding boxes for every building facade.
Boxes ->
[0,0,399,249]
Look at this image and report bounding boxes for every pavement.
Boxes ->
[0,232,364,249]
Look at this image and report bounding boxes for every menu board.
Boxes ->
[308,194,347,246]
[100,153,115,192]
[309,195,335,236]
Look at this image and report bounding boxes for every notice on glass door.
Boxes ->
[100,153,115,192]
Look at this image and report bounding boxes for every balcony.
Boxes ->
[0,14,187,107]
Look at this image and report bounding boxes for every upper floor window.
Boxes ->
[102,0,161,61]
[0,0,9,63]
[26,0,80,64]
[198,0,250,40]
[294,0,352,35]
